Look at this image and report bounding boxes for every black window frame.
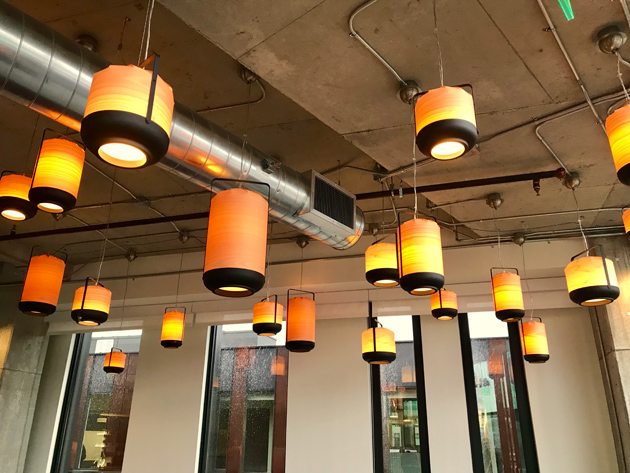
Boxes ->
[370,313,432,473]
[457,312,540,473]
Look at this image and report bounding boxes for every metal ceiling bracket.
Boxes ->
[562,172,581,189]
[399,80,421,104]
[597,25,627,54]
[296,236,310,249]
[513,232,526,246]
[486,193,504,210]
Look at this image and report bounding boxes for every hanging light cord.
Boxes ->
[617,52,630,103]
[265,223,273,299]
[115,16,131,65]
[119,259,131,329]
[138,0,156,64]
[494,212,504,268]
[96,170,117,283]
[520,244,535,321]
[572,188,589,253]
[411,108,418,217]
[300,246,304,290]
[433,0,444,86]
[175,252,184,305]
[24,115,40,168]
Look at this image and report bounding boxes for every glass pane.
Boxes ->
[379,316,422,473]
[202,323,287,473]
[67,330,141,472]
[468,312,526,473]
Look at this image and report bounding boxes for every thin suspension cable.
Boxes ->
[96,170,117,283]
[266,223,273,299]
[520,244,535,320]
[411,108,418,217]
[138,0,156,64]
[433,0,444,86]
[494,211,504,268]
[300,246,304,290]
[120,259,131,329]
[24,115,40,168]
[115,16,131,65]
[571,188,588,252]
[616,52,630,103]
[175,252,184,305]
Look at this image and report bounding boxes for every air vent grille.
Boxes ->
[313,174,355,230]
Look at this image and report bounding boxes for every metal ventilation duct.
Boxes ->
[0,2,363,249]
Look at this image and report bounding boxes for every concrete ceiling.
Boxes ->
[0,0,628,273]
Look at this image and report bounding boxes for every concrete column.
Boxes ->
[0,286,49,473]
[590,236,630,473]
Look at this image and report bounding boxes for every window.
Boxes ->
[199,323,288,473]
[371,316,430,473]
[52,330,142,473]
[458,312,539,473]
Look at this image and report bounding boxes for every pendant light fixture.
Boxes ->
[19,248,66,316]
[103,347,126,374]
[491,268,525,322]
[0,172,37,221]
[253,295,283,336]
[564,245,619,306]
[203,181,270,297]
[286,289,316,353]
[430,289,458,320]
[362,301,396,364]
[414,85,477,160]
[29,130,85,213]
[401,366,416,386]
[71,277,112,326]
[396,215,444,296]
[521,318,550,364]
[623,207,630,234]
[365,235,399,287]
[487,353,504,376]
[81,53,174,168]
[605,102,630,185]
[161,308,185,348]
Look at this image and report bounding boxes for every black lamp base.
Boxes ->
[569,285,620,306]
[362,351,397,364]
[400,271,444,296]
[524,354,550,363]
[432,307,458,320]
[416,119,477,159]
[495,309,525,322]
[286,340,315,353]
[71,309,108,326]
[366,268,399,287]
[29,187,76,212]
[203,267,265,298]
[19,300,56,316]
[0,195,38,220]
[253,322,282,336]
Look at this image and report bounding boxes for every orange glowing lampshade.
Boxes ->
[71,278,112,326]
[161,309,185,348]
[605,103,630,185]
[19,253,66,316]
[521,319,550,364]
[253,297,283,336]
[397,218,444,295]
[82,59,174,168]
[271,354,286,376]
[286,292,316,353]
[431,289,458,320]
[203,188,268,297]
[103,348,126,374]
[415,86,477,160]
[492,269,525,322]
[623,208,630,234]
[365,241,398,287]
[0,173,37,221]
[30,137,84,213]
[565,246,619,306]
[362,326,396,364]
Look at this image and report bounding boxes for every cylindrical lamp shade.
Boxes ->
[161,311,185,348]
[103,350,126,374]
[401,365,416,385]
[431,289,458,320]
[415,86,477,160]
[19,254,66,316]
[82,64,174,168]
[606,103,630,185]
[397,218,444,295]
[362,327,396,364]
[365,242,399,287]
[29,138,84,212]
[71,284,112,326]
[0,174,37,221]
[522,320,550,363]
[253,300,283,336]
[623,209,630,234]
[286,297,315,353]
[271,354,286,376]
[492,271,525,322]
[203,189,268,297]
[564,256,619,306]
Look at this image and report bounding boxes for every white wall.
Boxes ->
[122,325,209,473]
[285,318,373,473]
[525,308,617,473]
[421,314,472,472]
